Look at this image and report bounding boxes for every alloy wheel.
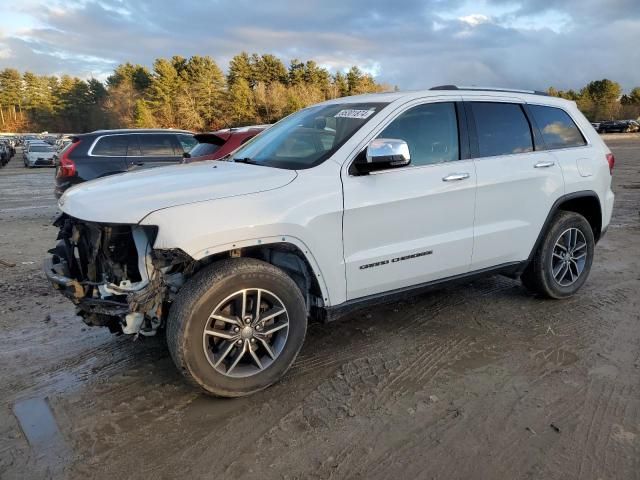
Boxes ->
[551,227,588,287]
[202,288,289,378]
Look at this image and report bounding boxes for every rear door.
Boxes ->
[526,103,594,196]
[465,99,564,270]
[127,133,183,170]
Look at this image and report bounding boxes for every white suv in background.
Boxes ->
[46,86,615,397]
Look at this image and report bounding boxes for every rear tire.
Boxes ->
[521,211,595,299]
[167,258,307,397]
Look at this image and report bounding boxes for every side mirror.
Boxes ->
[354,138,411,174]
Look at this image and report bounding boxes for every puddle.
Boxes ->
[13,397,70,473]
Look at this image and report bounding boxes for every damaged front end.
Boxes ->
[45,214,193,335]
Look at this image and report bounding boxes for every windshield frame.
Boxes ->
[230,102,389,170]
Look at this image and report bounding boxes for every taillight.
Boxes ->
[606,153,615,175]
[57,140,80,178]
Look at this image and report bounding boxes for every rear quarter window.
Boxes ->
[529,105,586,149]
[92,135,129,156]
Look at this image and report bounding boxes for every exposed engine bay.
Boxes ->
[46,214,192,335]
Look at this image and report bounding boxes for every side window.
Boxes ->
[177,134,198,153]
[92,135,128,156]
[528,105,586,149]
[377,102,459,166]
[471,102,533,157]
[137,134,178,156]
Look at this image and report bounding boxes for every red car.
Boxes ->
[184,125,269,162]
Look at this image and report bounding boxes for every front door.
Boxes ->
[342,101,477,300]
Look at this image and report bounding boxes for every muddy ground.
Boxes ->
[0,138,639,480]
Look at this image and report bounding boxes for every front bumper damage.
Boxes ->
[45,214,192,335]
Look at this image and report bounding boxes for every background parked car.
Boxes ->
[598,120,635,133]
[55,136,73,151]
[183,125,269,163]
[24,143,56,167]
[54,129,196,198]
[623,120,640,132]
[0,141,11,167]
[22,140,49,162]
[0,137,15,166]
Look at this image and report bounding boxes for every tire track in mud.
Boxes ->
[218,333,489,479]
[64,325,480,479]
[12,233,640,478]
[65,279,638,479]
[539,380,640,480]
[217,277,640,480]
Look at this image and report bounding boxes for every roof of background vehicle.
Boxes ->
[213,125,270,134]
[195,125,269,144]
[85,128,194,135]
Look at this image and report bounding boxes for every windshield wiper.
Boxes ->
[233,157,259,165]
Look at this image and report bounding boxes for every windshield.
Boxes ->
[231,102,388,169]
[31,146,53,152]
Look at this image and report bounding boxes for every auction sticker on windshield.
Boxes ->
[334,109,376,119]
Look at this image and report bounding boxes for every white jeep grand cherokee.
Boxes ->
[46,86,615,397]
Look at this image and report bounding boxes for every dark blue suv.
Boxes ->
[54,129,196,198]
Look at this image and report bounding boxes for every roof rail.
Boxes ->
[430,85,549,96]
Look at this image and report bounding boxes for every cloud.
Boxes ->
[0,0,638,91]
[459,14,492,26]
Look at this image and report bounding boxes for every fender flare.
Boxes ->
[191,235,332,305]
[526,190,602,265]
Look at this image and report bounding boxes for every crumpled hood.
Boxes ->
[59,160,297,224]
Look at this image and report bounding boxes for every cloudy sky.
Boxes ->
[0,0,638,91]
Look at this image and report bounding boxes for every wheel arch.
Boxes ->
[527,190,603,266]
[191,237,330,309]
[556,193,602,242]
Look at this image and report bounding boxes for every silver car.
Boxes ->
[24,143,56,168]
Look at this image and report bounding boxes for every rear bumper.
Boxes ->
[602,189,615,237]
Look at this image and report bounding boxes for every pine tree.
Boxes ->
[228,52,253,87]
[177,55,226,130]
[147,58,182,127]
[133,99,155,128]
[288,59,305,86]
[228,77,255,125]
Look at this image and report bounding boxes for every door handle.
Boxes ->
[534,160,555,168]
[442,173,470,182]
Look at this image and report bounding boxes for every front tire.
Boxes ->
[521,211,595,299]
[167,258,307,397]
